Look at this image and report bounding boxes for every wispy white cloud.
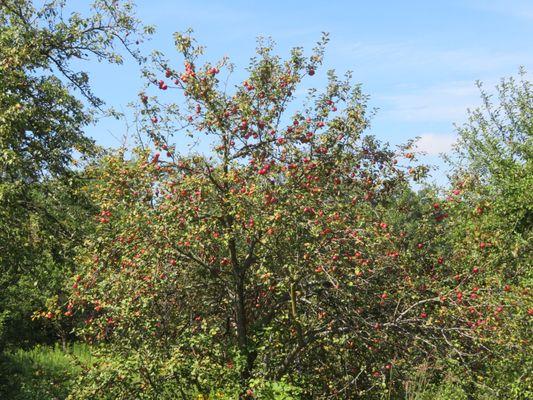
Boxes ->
[416,133,457,155]
[329,36,532,123]
[378,81,483,122]
[332,40,532,75]
[467,0,533,21]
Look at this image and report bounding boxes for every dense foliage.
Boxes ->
[65,34,530,399]
[0,1,531,399]
[0,0,147,349]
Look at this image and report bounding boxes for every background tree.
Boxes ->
[0,0,149,350]
[440,71,532,398]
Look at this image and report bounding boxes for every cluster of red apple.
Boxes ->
[98,209,111,223]
[180,61,195,82]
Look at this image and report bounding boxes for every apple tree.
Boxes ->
[67,34,527,399]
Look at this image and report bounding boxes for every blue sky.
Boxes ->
[81,0,533,184]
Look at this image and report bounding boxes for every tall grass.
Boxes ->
[0,343,92,400]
